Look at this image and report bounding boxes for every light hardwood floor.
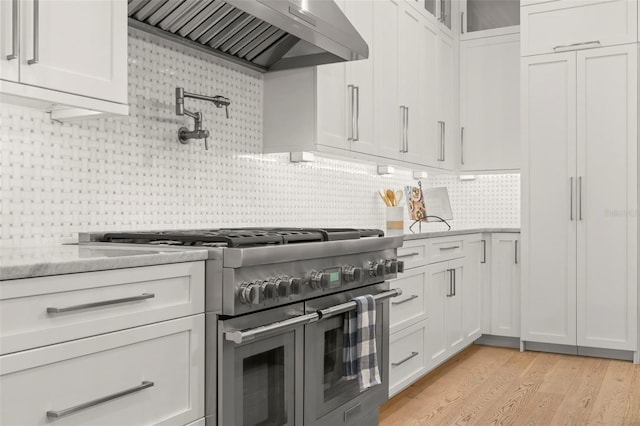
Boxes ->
[380,345,640,425]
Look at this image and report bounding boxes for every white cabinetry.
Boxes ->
[264,0,457,171]
[521,44,638,352]
[460,34,520,172]
[521,0,638,56]
[490,234,521,338]
[0,262,206,425]
[0,0,128,119]
[388,239,429,396]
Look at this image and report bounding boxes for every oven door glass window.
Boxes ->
[222,328,302,426]
[306,307,384,419]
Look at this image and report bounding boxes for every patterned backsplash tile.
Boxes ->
[0,29,520,248]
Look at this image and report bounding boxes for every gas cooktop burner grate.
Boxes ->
[102,228,384,248]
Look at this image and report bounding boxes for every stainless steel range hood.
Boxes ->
[128,0,369,73]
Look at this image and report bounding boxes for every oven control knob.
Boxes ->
[368,262,385,277]
[385,259,399,274]
[309,271,330,290]
[289,277,303,295]
[343,266,362,282]
[397,260,405,273]
[239,281,263,305]
[262,279,278,300]
[276,278,292,298]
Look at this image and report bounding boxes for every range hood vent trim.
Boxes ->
[127,0,369,73]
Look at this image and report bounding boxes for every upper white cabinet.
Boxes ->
[461,0,520,39]
[521,0,638,56]
[0,0,128,119]
[264,0,457,171]
[460,33,520,171]
[521,44,638,351]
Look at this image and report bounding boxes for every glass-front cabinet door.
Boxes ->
[462,0,520,38]
[219,326,303,426]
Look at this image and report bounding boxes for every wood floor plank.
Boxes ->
[379,345,640,426]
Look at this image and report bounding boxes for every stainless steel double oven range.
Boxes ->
[91,228,404,426]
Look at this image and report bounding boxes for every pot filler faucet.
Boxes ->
[175,87,230,150]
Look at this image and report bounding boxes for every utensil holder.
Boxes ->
[386,206,404,235]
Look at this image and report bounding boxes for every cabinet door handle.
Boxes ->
[439,245,460,251]
[405,106,410,153]
[481,239,486,264]
[392,294,419,306]
[570,177,574,221]
[347,85,354,141]
[354,85,360,142]
[46,381,154,418]
[442,121,446,161]
[446,269,453,297]
[553,40,600,52]
[398,252,420,258]
[460,126,465,165]
[461,11,465,34]
[27,0,39,64]
[392,351,419,367]
[437,121,444,161]
[578,176,583,220]
[399,106,403,152]
[452,269,456,296]
[6,0,18,60]
[46,293,155,314]
[515,240,519,265]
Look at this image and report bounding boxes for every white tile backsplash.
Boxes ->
[0,30,519,248]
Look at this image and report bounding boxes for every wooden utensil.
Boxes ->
[386,189,396,206]
[378,189,391,206]
[395,190,404,206]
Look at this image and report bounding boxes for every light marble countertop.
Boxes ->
[403,227,520,241]
[0,245,209,281]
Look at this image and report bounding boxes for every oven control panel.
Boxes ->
[224,250,404,315]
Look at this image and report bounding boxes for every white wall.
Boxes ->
[0,30,519,248]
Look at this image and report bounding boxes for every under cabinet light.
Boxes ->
[412,171,428,180]
[377,165,395,175]
[290,152,315,162]
[459,175,476,181]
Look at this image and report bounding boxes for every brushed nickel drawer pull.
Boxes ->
[47,293,155,314]
[398,252,420,258]
[392,351,419,367]
[6,0,18,60]
[553,40,600,52]
[27,0,39,65]
[392,294,419,306]
[439,245,460,251]
[46,381,154,418]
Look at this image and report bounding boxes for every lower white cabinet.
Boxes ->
[0,315,205,426]
[463,236,484,342]
[389,320,428,396]
[490,233,521,338]
[390,266,429,334]
[427,257,465,366]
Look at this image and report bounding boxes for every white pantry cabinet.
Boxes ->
[521,44,638,352]
[521,0,638,56]
[0,0,128,120]
[460,33,520,171]
[490,233,521,338]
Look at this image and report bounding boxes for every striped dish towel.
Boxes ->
[343,295,381,391]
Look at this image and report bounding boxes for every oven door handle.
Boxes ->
[316,288,403,321]
[224,312,320,344]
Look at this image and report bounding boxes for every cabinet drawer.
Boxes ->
[389,321,428,397]
[0,262,205,354]
[0,315,204,426]
[397,240,428,269]
[521,0,638,56]
[427,237,465,263]
[390,266,428,333]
